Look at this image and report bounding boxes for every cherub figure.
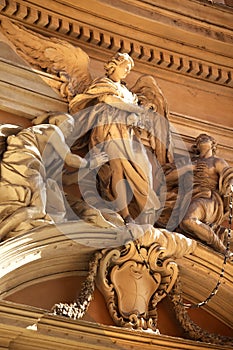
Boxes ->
[0,113,108,240]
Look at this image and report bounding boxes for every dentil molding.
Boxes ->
[0,0,232,88]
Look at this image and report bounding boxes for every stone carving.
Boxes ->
[0,19,92,101]
[0,114,108,240]
[1,18,232,343]
[0,19,173,228]
[159,133,233,255]
[52,251,102,320]
[0,18,232,257]
[52,226,196,330]
[0,3,232,88]
[169,277,233,346]
[95,227,196,331]
[68,53,173,226]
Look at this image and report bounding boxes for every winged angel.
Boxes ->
[0,19,174,240]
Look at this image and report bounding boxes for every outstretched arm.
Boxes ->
[48,127,108,181]
[99,94,143,114]
[63,152,109,185]
[65,151,108,169]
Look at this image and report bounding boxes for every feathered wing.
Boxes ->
[131,75,174,163]
[0,19,92,100]
[131,75,169,118]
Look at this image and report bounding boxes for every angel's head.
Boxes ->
[104,53,134,81]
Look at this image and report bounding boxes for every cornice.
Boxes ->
[0,58,67,117]
[0,0,232,89]
[1,303,230,350]
[169,112,233,165]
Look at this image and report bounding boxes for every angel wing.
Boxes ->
[0,19,92,101]
[131,75,169,119]
[131,75,174,163]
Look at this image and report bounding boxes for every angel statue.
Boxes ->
[67,53,174,226]
[0,19,173,229]
[0,113,108,240]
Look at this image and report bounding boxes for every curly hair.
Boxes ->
[104,52,134,76]
[191,133,217,155]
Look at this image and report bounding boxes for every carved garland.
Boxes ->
[169,277,233,346]
[51,225,233,345]
[52,252,102,320]
[52,249,233,346]
[0,0,232,87]
[51,252,233,346]
[52,240,179,332]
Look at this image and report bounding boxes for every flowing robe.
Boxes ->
[69,77,173,222]
[0,125,68,239]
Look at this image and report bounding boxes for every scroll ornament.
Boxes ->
[95,227,196,331]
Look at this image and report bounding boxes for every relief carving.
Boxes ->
[0,19,232,257]
[52,227,196,332]
[95,227,195,331]
[0,19,174,238]
[0,17,232,346]
[159,133,233,256]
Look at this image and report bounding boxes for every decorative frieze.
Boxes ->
[0,0,232,87]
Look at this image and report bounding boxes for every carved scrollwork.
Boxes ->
[95,229,186,331]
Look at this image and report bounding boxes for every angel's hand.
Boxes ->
[89,152,109,169]
[100,94,143,114]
